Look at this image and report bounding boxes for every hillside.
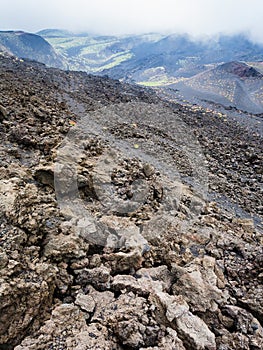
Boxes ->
[0,55,262,349]
[0,30,66,68]
[218,61,263,78]
[168,61,263,114]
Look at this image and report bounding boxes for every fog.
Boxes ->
[1,0,263,42]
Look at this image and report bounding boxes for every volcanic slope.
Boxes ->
[171,61,263,114]
[0,55,262,350]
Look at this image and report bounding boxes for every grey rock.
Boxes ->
[75,293,96,313]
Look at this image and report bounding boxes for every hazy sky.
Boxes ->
[1,0,263,42]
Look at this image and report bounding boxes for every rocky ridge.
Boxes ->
[0,56,262,349]
[0,31,66,69]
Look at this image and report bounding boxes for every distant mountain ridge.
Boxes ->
[99,34,263,81]
[38,30,263,80]
[3,29,262,84]
[0,30,66,68]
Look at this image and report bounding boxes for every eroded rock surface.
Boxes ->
[0,55,262,349]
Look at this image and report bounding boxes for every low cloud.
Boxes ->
[1,0,263,42]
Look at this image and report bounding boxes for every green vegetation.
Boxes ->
[44,35,132,73]
[136,67,180,87]
[41,32,165,75]
[137,79,175,87]
[100,52,133,71]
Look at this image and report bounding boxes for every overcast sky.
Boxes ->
[1,0,263,42]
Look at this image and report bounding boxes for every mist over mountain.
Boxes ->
[0,16,263,349]
[1,2,263,350]
[1,29,262,78]
[98,33,263,79]
[2,0,263,43]
[36,30,263,78]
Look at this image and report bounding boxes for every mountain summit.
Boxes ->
[218,61,263,78]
